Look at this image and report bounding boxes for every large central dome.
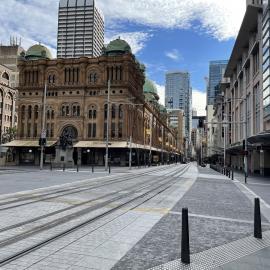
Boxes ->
[104,38,132,56]
[25,44,52,60]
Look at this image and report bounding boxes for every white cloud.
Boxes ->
[99,0,246,41]
[0,0,58,55]
[192,89,206,116]
[105,31,152,54]
[165,49,182,61]
[154,82,165,106]
[0,0,246,61]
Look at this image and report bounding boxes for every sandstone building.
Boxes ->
[5,39,180,166]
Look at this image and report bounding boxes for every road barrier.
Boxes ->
[181,208,190,264]
[254,198,262,239]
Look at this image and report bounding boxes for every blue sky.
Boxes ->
[0,0,247,115]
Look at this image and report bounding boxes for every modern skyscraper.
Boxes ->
[165,71,192,139]
[57,0,104,58]
[207,60,228,105]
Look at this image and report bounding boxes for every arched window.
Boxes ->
[34,106,38,120]
[28,105,32,119]
[104,104,108,120]
[2,72,9,80]
[89,106,97,119]
[119,104,124,119]
[111,104,116,119]
[48,74,56,84]
[89,73,97,84]
[21,105,25,120]
[72,104,80,117]
[51,110,55,119]
[61,104,70,117]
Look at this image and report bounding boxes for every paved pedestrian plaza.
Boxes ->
[0,164,269,270]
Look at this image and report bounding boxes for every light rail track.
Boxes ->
[0,164,190,266]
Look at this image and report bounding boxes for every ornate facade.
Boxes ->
[6,40,180,166]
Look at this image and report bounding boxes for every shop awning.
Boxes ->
[74,141,129,148]
[2,140,57,147]
[247,132,270,145]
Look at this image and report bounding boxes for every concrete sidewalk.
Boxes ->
[111,166,270,269]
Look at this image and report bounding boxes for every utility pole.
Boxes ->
[223,114,227,169]
[105,80,111,171]
[40,83,47,170]
[244,98,248,183]
[129,135,132,170]
[149,113,153,166]
[161,126,164,165]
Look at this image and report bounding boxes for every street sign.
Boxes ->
[41,129,46,139]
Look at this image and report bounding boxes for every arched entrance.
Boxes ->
[57,125,79,167]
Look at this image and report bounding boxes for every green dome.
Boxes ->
[143,79,158,95]
[25,44,52,60]
[105,38,132,55]
[159,104,167,114]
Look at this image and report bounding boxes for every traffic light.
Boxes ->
[39,138,47,146]
[198,119,204,128]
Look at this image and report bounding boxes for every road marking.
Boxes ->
[169,211,270,226]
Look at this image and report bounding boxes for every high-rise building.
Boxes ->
[57,0,104,58]
[207,60,228,106]
[165,71,192,139]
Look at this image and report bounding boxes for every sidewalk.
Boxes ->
[234,171,270,205]
[112,165,270,269]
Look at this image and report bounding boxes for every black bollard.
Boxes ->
[181,208,190,264]
[63,163,66,172]
[109,164,111,174]
[77,164,79,173]
[231,169,234,180]
[245,172,247,184]
[50,162,52,171]
[92,165,94,173]
[254,198,262,239]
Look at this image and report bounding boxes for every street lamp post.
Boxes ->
[105,80,111,171]
[40,83,47,170]
[129,135,132,170]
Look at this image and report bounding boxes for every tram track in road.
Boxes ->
[0,165,184,235]
[0,165,176,211]
[0,164,190,267]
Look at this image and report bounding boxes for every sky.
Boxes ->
[0,0,247,115]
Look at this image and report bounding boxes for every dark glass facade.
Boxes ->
[208,60,228,105]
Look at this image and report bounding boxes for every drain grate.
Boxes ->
[148,230,270,270]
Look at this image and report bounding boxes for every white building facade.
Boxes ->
[57,0,104,58]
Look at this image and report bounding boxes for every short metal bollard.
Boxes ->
[63,163,66,172]
[254,198,262,239]
[92,165,94,173]
[245,172,247,184]
[77,164,79,173]
[231,169,234,180]
[181,208,190,264]
[109,164,111,174]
